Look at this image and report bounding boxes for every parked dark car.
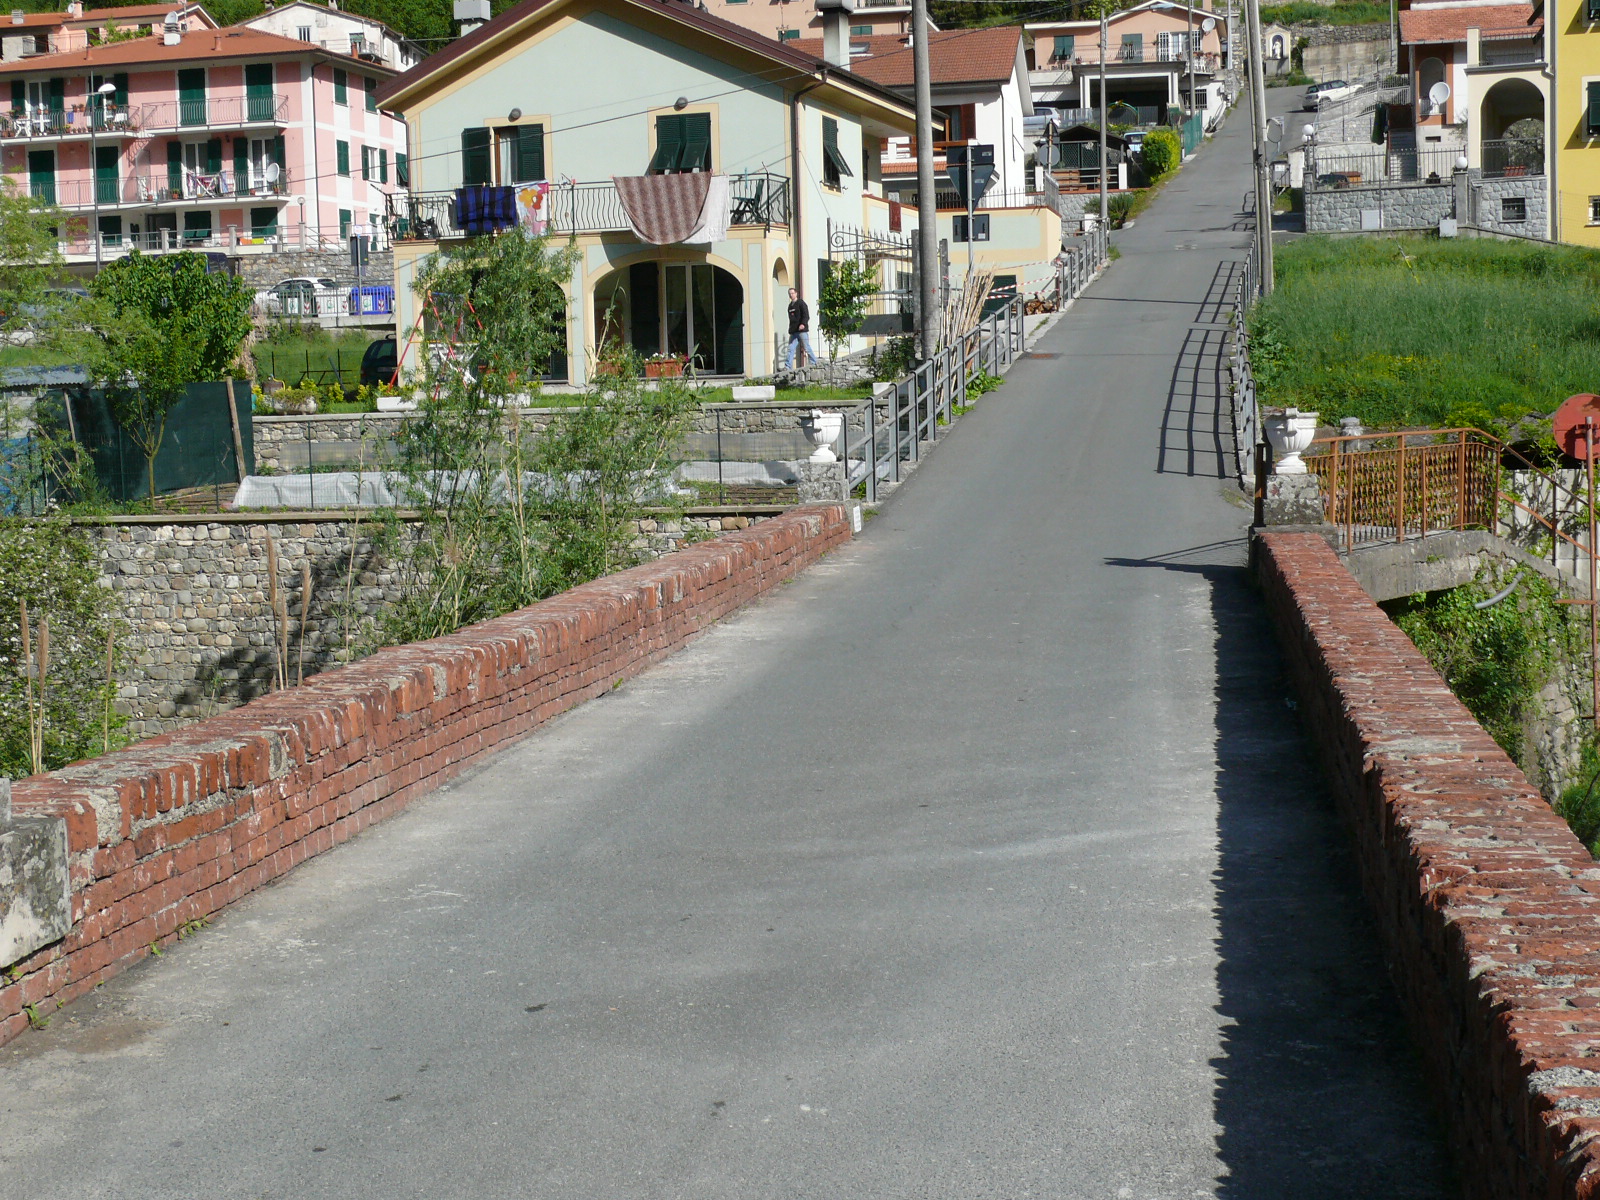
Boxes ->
[360,334,398,387]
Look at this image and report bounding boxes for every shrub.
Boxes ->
[1141,128,1181,179]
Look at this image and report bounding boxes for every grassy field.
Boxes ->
[253,327,374,388]
[1260,1,1390,25]
[1250,236,1600,432]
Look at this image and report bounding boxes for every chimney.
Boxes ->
[66,0,81,16]
[162,11,180,44]
[9,10,22,25]
[816,0,856,68]
[453,0,489,36]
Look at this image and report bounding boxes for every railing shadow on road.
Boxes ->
[1156,324,1232,479]
[1105,546,1455,1199]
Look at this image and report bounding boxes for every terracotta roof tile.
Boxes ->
[1398,4,1539,44]
[0,25,395,73]
[791,27,1025,88]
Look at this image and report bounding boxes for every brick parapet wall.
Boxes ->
[1256,530,1600,1200]
[0,506,852,1047]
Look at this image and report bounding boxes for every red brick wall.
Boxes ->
[0,506,853,1046]
[1257,531,1600,1200]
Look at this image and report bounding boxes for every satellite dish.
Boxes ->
[1428,81,1451,107]
[264,162,281,183]
[1201,16,1216,32]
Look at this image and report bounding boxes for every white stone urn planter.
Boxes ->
[1263,408,1319,475]
[802,409,843,463]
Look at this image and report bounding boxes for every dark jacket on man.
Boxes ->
[788,298,810,337]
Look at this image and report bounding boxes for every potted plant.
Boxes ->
[644,353,688,380]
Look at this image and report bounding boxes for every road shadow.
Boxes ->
[1107,547,1454,1198]
[1156,325,1231,479]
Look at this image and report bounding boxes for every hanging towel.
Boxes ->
[454,185,518,235]
[515,181,551,235]
[613,173,714,245]
[683,173,731,244]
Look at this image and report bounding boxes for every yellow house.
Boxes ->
[1554,0,1600,243]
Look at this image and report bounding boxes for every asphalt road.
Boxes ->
[1,93,1452,1199]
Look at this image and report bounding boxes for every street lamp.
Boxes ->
[89,79,116,269]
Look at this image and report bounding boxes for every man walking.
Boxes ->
[786,287,814,370]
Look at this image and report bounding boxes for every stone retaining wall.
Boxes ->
[0,506,854,1046]
[1306,179,1454,233]
[86,509,785,738]
[1257,529,1600,1200]
[234,247,395,291]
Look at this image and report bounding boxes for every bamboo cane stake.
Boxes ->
[298,561,310,687]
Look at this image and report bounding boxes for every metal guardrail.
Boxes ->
[0,94,288,140]
[1229,238,1260,489]
[1481,138,1545,179]
[30,168,294,209]
[1054,224,1109,309]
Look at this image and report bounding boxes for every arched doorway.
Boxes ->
[592,261,745,375]
[1418,58,1446,117]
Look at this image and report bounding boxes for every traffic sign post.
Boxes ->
[945,144,995,287]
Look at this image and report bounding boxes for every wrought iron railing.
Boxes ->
[0,93,287,140]
[390,172,790,241]
[1308,146,1463,189]
[1481,137,1544,178]
[1304,430,1501,548]
[26,168,293,208]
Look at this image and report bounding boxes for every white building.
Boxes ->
[236,0,423,72]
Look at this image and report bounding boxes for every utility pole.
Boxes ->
[1243,0,1273,296]
[912,0,939,361]
[1098,4,1108,233]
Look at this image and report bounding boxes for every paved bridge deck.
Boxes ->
[0,94,1453,1197]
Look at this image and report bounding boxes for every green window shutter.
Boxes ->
[205,137,221,174]
[167,139,182,193]
[250,206,278,237]
[234,135,248,195]
[1590,0,1600,20]
[339,208,351,238]
[47,77,63,114]
[822,116,852,184]
[337,139,350,176]
[364,76,376,113]
[396,152,409,186]
[379,148,388,184]
[113,72,127,107]
[1590,82,1600,135]
[178,67,205,124]
[681,112,711,171]
[514,124,544,181]
[649,114,684,172]
[1053,35,1074,59]
[778,29,798,41]
[10,81,21,115]
[28,149,54,204]
[461,126,491,185]
[95,144,118,204]
[245,62,273,121]
[361,144,370,180]
[333,68,347,105]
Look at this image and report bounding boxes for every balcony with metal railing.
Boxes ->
[389,173,790,241]
[27,167,293,209]
[1481,137,1545,178]
[1472,34,1544,69]
[0,93,288,142]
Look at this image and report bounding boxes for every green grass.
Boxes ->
[1250,236,1600,432]
[0,342,79,372]
[1260,2,1390,25]
[253,327,374,388]
[692,383,873,404]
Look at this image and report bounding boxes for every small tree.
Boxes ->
[0,179,64,343]
[73,252,253,501]
[818,258,877,382]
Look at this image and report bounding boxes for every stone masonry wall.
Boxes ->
[233,247,396,292]
[87,510,784,738]
[1306,179,1454,232]
[0,506,855,1046]
[1470,174,1549,238]
[1257,530,1600,1200]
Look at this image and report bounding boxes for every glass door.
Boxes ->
[661,264,718,372]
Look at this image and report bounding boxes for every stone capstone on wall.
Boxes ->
[0,779,70,972]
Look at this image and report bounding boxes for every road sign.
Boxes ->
[945,143,995,207]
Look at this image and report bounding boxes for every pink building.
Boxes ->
[0,22,406,264]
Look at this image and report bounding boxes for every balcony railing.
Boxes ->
[1481,137,1545,178]
[389,172,790,241]
[1034,47,1221,72]
[25,168,293,209]
[1474,35,1543,67]
[0,93,288,141]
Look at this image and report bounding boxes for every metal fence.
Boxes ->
[1482,137,1545,179]
[1227,239,1260,488]
[1308,146,1462,189]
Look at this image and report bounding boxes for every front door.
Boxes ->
[663,264,720,371]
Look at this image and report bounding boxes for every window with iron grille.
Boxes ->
[1501,196,1526,222]
[952,214,990,242]
[296,25,311,40]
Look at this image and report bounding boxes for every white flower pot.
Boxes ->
[803,409,843,463]
[1263,408,1319,475]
